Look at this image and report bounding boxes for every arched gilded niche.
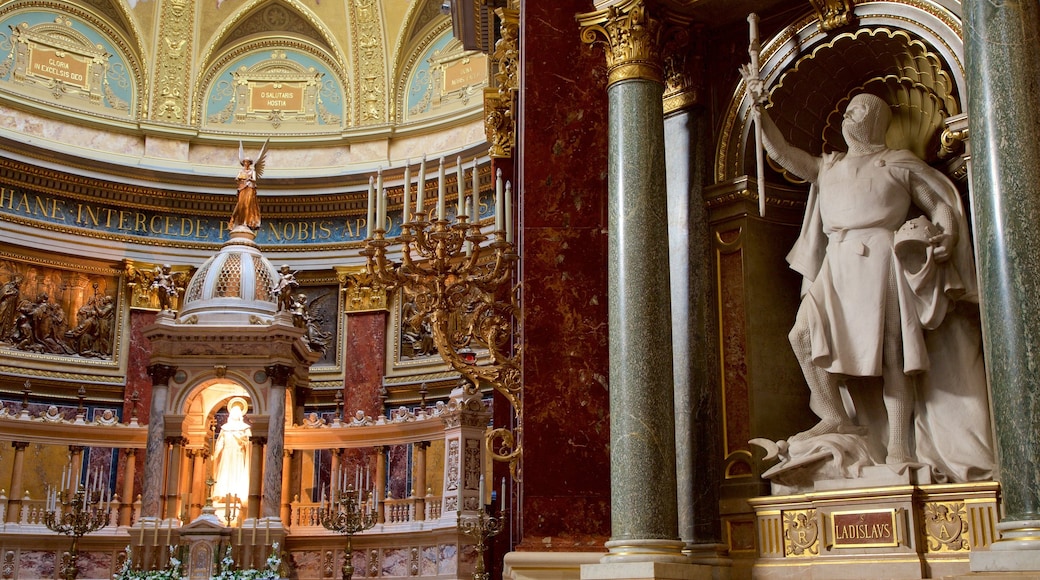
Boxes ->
[193,0,347,128]
[396,26,488,124]
[201,46,345,132]
[717,0,965,184]
[0,2,144,120]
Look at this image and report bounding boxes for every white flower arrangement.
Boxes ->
[114,543,283,580]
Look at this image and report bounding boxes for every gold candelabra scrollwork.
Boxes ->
[44,484,110,580]
[362,170,522,480]
[318,485,377,580]
[458,507,505,580]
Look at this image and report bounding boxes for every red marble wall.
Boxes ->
[515,0,611,551]
[343,311,387,417]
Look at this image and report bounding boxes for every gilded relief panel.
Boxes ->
[0,256,123,366]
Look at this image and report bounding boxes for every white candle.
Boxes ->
[500,477,505,512]
[495,169,503,233]
[403,161,411,225]
[478,474,485,508]
[416,155,426,214]
[437,158,446,221]
[505,181,514,243]
[456,156,465,220]
[472,159,479,219]
[377,168,385,232]
[366,176,375,238]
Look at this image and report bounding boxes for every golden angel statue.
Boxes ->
[230,139,269,230]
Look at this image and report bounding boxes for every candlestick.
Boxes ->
[417,155,426,214]
[403,161,411,225]
[437,157,446,221]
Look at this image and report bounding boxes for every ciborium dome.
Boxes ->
[178,230,279,325]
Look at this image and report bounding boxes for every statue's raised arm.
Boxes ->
[229,139,269,231]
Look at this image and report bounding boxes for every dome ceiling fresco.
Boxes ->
[0,0,487,177]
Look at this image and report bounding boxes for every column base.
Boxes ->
[581,561,717,580]
[970,519,1040,573]
[601,539,688,564]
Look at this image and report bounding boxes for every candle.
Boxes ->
[437,157,446,221]
[472,159,479,219]
[456,156,465,220]
[403,161,411,225]
[500,477,505,512]
[366,176,375,238]
[166,521,172,546]
[377,168,386,233]
[416,155,426,214]
[366,466,370,490]
[505,181,514,243]
[154,518,160,547]
[478,474,485,508]
[495,169,503,233]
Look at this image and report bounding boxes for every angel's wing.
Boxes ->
[254,138,270,179]
[307,291,332,310]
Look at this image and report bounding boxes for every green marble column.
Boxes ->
[964,0,1040,571]
[580,1,685,564]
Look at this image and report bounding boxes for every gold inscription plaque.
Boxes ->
[27,46,90,89]
[249,82,305,112]
[830,509,899,548]
[442,55,487,92]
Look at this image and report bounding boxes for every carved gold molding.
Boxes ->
[809,0,855,32]
[349,0,388,125]
[578,0,663,87]
[151,0,194,123]
[336,266,388,313]
[662,21,701,113]
[483,7,518,158]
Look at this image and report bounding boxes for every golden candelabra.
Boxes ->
[318,485,377,580]
[44,486,110,580]
[458,507,505,580]
[361,202,522,478]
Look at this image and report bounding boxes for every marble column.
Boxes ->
[68,445,85,493]
[330,448,342,496]
[188,449,206,520]
[119,448,136,526]
[280,449,293,524]
[247,436,265,519]
[578,0,684,564]
[414,441,428,521]
[964,0,1040,572]
[375,445,387,524]
[5,441,28,523]
[163,436,185,520]
[142,364,174,519]
[262,364,291,520]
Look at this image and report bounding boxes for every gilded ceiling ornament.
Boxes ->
[349,0,387,125]
[809,0,855,32]
[578,0,664,87]
[151,0,194,123]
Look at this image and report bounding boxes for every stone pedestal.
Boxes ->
[748,483,999,579]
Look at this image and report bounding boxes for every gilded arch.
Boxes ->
[717,1,966,185]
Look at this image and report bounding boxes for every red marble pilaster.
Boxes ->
[343,311,387,417]
[515,0,611,551]
[121,309,156,504]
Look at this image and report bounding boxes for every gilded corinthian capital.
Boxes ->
[578,0,663,87]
